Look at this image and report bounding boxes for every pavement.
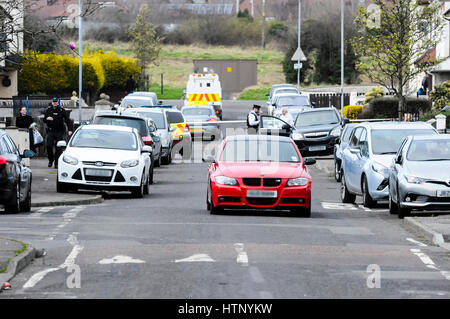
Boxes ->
[0,157,103,289]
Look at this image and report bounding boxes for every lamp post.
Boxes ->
[297,0,301,91]
[340,0,344,118]
[78,0,82,124]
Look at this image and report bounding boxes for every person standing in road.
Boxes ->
[44,97,73,168]
[125,75,137,95]
[247,104,261,135]
[16,106,37,153]
[280,107,294,127]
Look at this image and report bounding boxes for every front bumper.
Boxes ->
[190,125,220,140]
[399,180,450,211]
[294,136,338,156]
[212,178,311,210]
[366,169,390,200]
[57,160,144,190]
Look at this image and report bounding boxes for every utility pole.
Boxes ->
[78,0,82,124]
[297,0,301,91]
[262,0,266,49]
[340,0,344,117]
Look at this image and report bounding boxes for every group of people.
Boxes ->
[246,105,294,133]
[16,97,73,169]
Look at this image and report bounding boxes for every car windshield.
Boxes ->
[274,89,298,96]
[135,112,165,129]
[121,98,153,107]
[277,96,310,107]
[342,126,355,143]
[371,129,437,155]
[70,130,138,151]
[182,108,212,116]
[295,110,340,127]
[93,116,147,136]
[220,140,300,163]
[166,111,185,124]
[407,139,450,161]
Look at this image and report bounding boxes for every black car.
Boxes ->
[0,130,34,213]
[92,113,155,183]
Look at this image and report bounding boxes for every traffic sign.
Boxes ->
[294,63,303,70]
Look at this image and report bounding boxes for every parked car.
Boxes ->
[266,84,298,101]
[91,113,154,183]
[269,93,312,116]
[120,94,156,110]
[291,107,347,156]
[56,125,152,197]
[333,123,357,182]
[165,109,192,158]
[205,135,316,217]
[128,92,159,106]
[389,135,450,218]
[123,107,174,165]
[0,130,34,213]
[181,105,221,141]
[147,119,162,167]
[340,122,438,208]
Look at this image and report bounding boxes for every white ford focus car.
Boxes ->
[56,125,152,198]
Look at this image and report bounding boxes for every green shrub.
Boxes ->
[360,97,432,119]
[430,81,450,109]
[343,105,363,119]
[364,87,384,105]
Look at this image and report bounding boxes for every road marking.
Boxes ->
[174,254,215,263]
[321,202,358,210]
[410,249,435,266]
[46,206,85,241]
[98,255,145,265]
[358,205,372,212]
[24,233,83,289]
[406,238,427,247]
[234,243,249,266]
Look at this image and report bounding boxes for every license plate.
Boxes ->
[247,190,277,198]
[437,190,450,197]
[191,128,204,132]
[309,145,327,152]
[85,169,112,177]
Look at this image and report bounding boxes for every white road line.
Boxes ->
[234,243,249,266]
[45,206,85,241]
[23,233,83,289]
[406,238,428,247]
[321,202,358,210]
[358,205,372,212]
[410,249,435,266]
[174,254,215,263]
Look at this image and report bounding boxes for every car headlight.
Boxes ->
[330,127,341,137]
[292,133,304,141]
[405,175,429,184]
[62,155,78,165]
[215,176,238,186]
[372,162,389,177]
[161,137,169,147]
[120,159,140,168]
[286,177,309,186]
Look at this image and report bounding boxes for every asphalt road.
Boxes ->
[1,102,450,299]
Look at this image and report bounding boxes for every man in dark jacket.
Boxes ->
[16,106,37,153]
[43,97,73,168]
[125,75,136,94]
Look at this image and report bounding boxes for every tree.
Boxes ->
[351,0,445,119]
[128,4,163,91]
[0,0,24,68]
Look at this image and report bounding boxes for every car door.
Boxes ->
[355,128,369,194]
[149,122,161,157]
[342,127,363,192]
[259,116,292,137]
[390,138,409,202]
[3,135,29,202]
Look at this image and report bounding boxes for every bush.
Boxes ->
[343,105,363,120]
[359,97,432,119]
[19,51,140,98]
[364,87,384,105]
[430,81,450,109]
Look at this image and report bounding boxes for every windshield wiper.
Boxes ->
[377,152,397,155]
[422,158,450,161]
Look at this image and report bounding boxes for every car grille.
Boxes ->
[82,161,116,167]
[426,181,450,187]
[304,132,329,139]
[246,197,278,206]
[72,169,82,180]
[263,178,282,187]
[242,178,261,187]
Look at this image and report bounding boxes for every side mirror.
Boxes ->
[349,147,360,154]
[265,93,270,97]
[343,118,350,125]
[304,157,316,165]
[395,154,402,164]
[336,137,341,144]
[22,149,35,158]
[311,102,316,107]
[56,141,67,148]
[202,155,216,163]
[142,145,153,153]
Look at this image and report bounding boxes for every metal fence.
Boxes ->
[309,93,350,109]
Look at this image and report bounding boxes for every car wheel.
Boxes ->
[149,163,154,184]
[5,182,20,214]
[131,174,144,198]
[362,176,376,208]
[334,160,341,182]
[154,155,161,167]
[20,184,32,213]
[397,196,411,219]
[292,204,311,218]
[341,173,356,204]
[143,172,150,195]
[209,188,223,215]
[56,178,70,193]
[389,191,398,215]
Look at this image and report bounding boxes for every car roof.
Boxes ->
[122,95,154,100]
[95,113,146,122]
[410,134,450,141]
[275,93,306,98]
[129,92,157,97]
[181,105,214,110]
[298,107,337,113]
[124,107,165,114]
[357,121,435,130]
[82,124,136,133]
[225,135,293,143]
[271,84,296,89]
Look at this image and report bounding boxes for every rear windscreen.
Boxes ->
[93,117,147,136]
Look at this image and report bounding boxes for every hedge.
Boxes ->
[343,105,363,120]
[18,50,140,96]
[359,97,432,119]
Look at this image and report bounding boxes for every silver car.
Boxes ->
[340,122,438,207]
[181,105,221,141]
[389,135,450,218]
[333,123,357,182]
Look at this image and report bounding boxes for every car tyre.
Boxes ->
[5,182,20,214]
[362,176,376,208]
[341,173,356,204]
[389,192,398,215]
[334,160,341,182]
[131,174,145,198]
[154,155,161,167]
[20,184,32,213]
[209,187,223,215]
[56,179,70,193]
[143,172,150,195]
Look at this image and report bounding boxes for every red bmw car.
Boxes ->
[205,135,316,217]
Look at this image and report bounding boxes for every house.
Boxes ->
[430,1,450,88]
[0,1,23,98]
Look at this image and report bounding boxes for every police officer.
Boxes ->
[44,97,73,168]
[247,104,261,135]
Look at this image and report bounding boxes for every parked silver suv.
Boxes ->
[340,121,438,207]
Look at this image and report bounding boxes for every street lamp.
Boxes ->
[297,0,301,90]
[340,0,344,118]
